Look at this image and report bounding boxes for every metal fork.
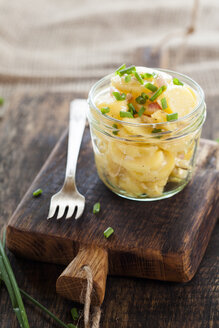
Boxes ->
[47,99,87,220]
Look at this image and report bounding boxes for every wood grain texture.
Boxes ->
[6,127,219,288]
[56,246,108,305]
[0,92,218,328]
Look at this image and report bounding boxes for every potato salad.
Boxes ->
[88,65,204,200]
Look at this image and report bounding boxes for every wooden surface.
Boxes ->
[0,92,218,328]
[6,123,219,288]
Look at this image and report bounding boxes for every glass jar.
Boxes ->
[87,69,206,201]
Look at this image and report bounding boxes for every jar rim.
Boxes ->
[87,68,205,127]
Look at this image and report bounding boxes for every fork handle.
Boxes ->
[65,99,87,181]
[56,246,108,306]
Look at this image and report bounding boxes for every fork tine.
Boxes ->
[57,205,66,219]
[75,204,85,220]
[66,206,76,219]
[47,205,57,220]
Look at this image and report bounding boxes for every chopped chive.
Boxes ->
[118,65,136,76]
[101,106,110,114]
[125,75,131,83]
[104,227,114,239]
[152,128,162,133]
[134,72,144,85]
[120,111,133,118]
[144,73,154,79]
[93,202,100,214]
[33,188,43,197]
[145,83,158,92]
[0,98,4,106]
[150,85,167,102]
[128,103,137,115]
[138,106,145,117]
[115,64,126,74]
[161,97,168,110]
[68,324,77,328]
[216,138,219,143]
[112,123,119,135]
[166,112,178,121]
[173,78,184,86]
[135,92,148,105]
[71,307,79,321]
[112,92,126,101]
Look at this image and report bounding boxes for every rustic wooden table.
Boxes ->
[0,92,218,328]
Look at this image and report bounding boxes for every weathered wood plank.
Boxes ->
[0,92,218,328]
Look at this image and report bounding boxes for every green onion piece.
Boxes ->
[104,227,114,239]
[166,112,178,121]
[112,92,126,101]
[135,92,148,105]
[128,103,137,115]
[101,106,110,114]
[216,138,219,143]
[144,73,154,79]
[0,242,30,328]
[0,97,4,106]
[93,202,100,214]
[68,324,77,328]
[173,78,184,86]
[152,128,162,133]
[145,83,158,92]
[125,75,131,83]
[138,106,145,117]
[118,65,136,76]
[112,123,119,135]
[161,97,168,110]
[33,188,43,197]
[120,111,133,118]
[115,64,126,74]
[71,307,79,321]
[150,85,167,102]
[134,72,144,85]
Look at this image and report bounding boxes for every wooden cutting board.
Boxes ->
[6,126,219,306]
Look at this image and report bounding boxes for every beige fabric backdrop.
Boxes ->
[0,0,218,125]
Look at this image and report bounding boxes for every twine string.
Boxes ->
[82,266,101,328]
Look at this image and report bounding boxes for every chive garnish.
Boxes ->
[173,78,184,86]
[101,106,110,114]
[128,103,137,115]
[118,65,136,76]
[125,75,131,83]
[152,128,162,133]
[216,138,219,143]
[93,202,100,214]
[112,123,119,135]
[144,73,154,79]
[166,112,178,121]
[0,97,4,106]
[138,106,145,117]
[135,92,148,104]
[115,64,126,74]
[104,227,114,239]
[145,83,158,92]
[71,307,79,321]
[150,85,167,102]
[120,111,133,118]
[33,188,43,197]
[161,97,168,110]
[134,72,144,85]
[112,92,126,101]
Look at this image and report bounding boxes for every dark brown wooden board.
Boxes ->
[6,126,219,283]
[1,91,218,328]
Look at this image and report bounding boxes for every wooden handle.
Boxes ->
[56,246,108,306]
